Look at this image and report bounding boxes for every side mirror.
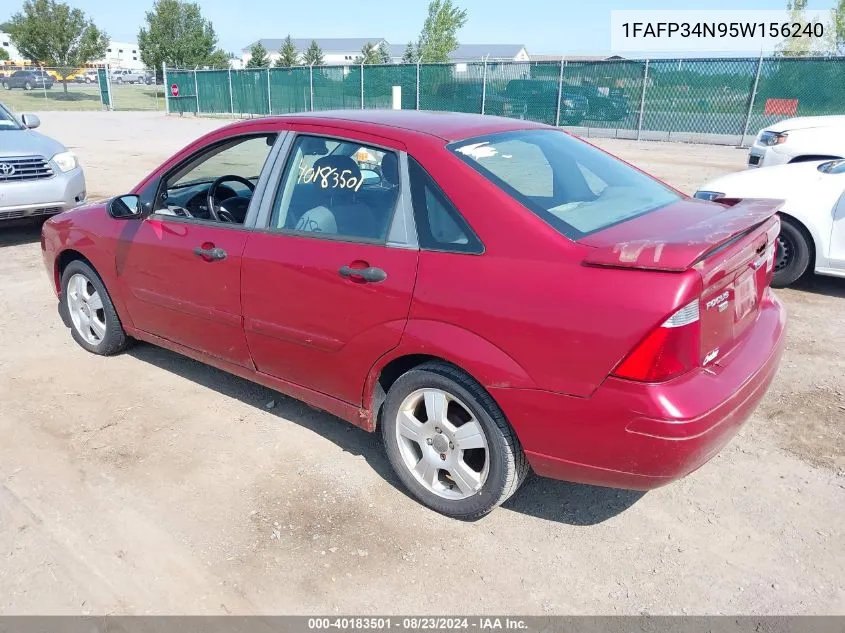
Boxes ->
[21,113,40,129]
[108,194,145,219]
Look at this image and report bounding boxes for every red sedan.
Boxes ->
[41,111,786,519]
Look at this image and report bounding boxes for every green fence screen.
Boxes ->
[97,68,111,110]
[165,56,845,143]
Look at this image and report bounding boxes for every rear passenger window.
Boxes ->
[407,157,482,254]
[269,135,399,243]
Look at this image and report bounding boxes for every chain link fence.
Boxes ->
[9,56,826,146]
[0,64,165,112]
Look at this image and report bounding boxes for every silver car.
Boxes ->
[0,103,86,221]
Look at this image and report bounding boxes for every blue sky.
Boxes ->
[3,0,840,55]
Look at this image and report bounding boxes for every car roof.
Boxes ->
[229,110,547,142]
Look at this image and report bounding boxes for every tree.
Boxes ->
[401,41,418,64]
[378,41,392,64]
[206,49,230,68]
[0,48,8,61]
[138,0,228,77]
[825,0,845,55]
[302,39,324,66]
[6,0,108,95]
[354,41,381,65]
[275,35,298,67]
[416,0,467,63]
[777,0,818,56]
[246,42,269,68]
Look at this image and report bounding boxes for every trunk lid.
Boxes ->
[582,197,782,365]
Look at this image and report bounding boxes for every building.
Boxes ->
[243,38,529,66]
[0,34,143,70]
[0,32,21,66]
[101,41,143,69]
[242,38,388,66]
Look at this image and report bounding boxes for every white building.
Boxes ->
[0,34,143,69]
[0,32,21,65]
[242,37,388,66]
[101,41,144,69]
[388,43,530,63]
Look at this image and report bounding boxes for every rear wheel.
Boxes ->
[381,361,529,519]
[772,217,812,288]
[61,260,130,356]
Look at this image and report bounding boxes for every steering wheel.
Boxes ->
[207,175,256,223]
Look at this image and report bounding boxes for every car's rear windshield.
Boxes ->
[448,129,680,238]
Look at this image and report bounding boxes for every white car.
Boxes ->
[748,115,845,168]
[695,160,845,287]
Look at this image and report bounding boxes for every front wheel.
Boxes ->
[772,218,812,288]
[381,361,529,519]
[61,260,130,356]
[24,81,32,90]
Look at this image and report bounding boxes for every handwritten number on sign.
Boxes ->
[298,164,363,192]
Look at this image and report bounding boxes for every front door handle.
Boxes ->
[193,246,227,261]
[338,265,387,283]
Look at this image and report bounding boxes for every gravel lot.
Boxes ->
[1,112,843,615]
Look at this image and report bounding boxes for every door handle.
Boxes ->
[338,265,387,282]
[193,246,227,261]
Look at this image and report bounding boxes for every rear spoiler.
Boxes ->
[582,198,783,272]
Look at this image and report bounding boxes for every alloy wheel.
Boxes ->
[66,273,107,346]
[394,388,490,500]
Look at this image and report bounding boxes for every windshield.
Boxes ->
[0,103,22,130]
[449,129,679,238]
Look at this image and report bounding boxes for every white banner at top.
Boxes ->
[610,9,836,54]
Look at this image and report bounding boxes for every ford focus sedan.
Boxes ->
[40,111,786,519]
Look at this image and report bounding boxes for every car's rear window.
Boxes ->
[448,129,679,238]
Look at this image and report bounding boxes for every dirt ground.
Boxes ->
[0,112,843,615]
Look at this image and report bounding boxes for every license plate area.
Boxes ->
[734,270,758,321]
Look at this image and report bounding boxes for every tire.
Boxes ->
[117,77,123,84]
[24,81,32,90]
[2,82,10,90]
[381,361,529,519]
[772,217,812,288]
[60,260,130,356]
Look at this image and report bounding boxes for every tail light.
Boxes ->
[612,300,701,382]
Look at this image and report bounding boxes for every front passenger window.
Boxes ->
[269,135,399,242]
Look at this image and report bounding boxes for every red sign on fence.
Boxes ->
[170,83,179,98]
[764,98,798,116]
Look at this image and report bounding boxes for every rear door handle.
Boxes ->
[338,265,387,283]
[193,246,227,261]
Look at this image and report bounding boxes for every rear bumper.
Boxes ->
[0,168,86,221]
[491,290,786,490]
